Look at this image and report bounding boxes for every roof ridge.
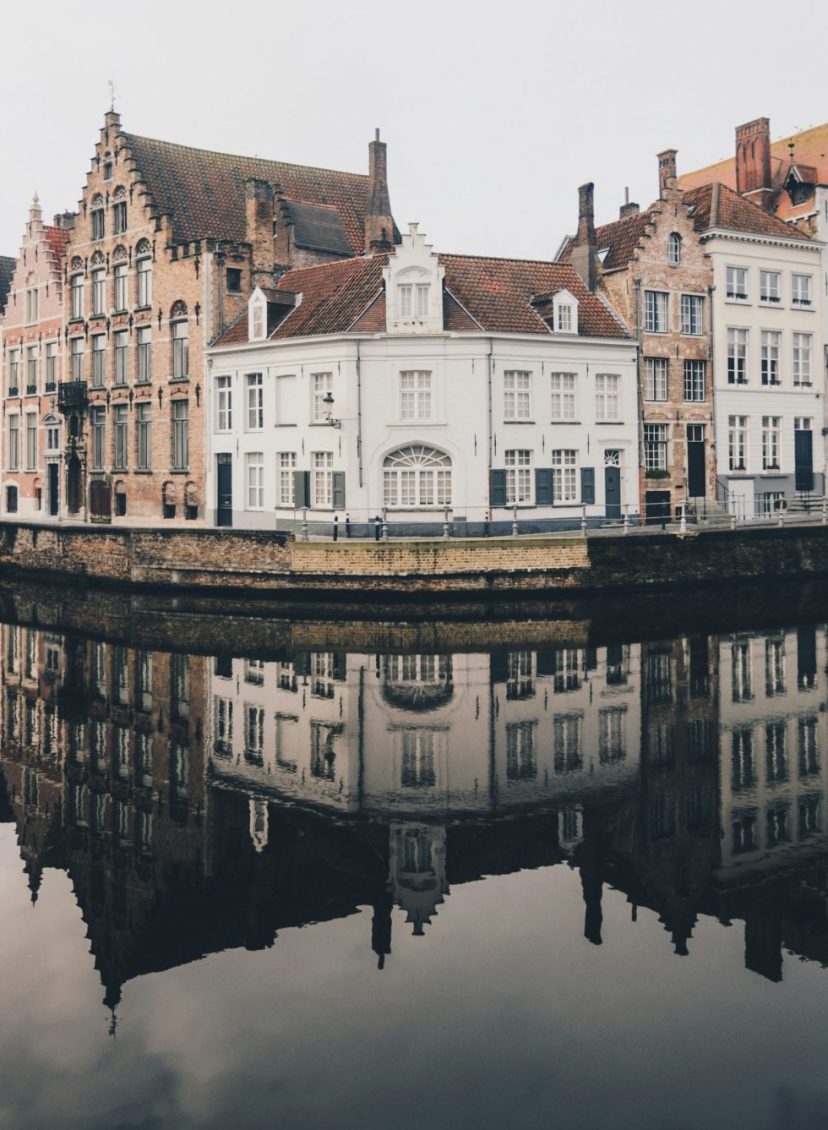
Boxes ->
[439,251,577,267]
[120,131,369,182]
[283,253,386,279]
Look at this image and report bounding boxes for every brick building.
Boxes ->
[0,198,71,518]
[559,156,715,521]
[3,110,396,525]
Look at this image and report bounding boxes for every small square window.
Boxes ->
[227,268,242,294]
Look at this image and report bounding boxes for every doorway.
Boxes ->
[217,454,233,527]
[47,463,59,516]
[795,420,814,492]
[604,452,621,519]
[687,425,706,498]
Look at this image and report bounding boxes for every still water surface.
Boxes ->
[2,591,828,1129]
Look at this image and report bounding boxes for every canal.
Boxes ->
[1,582,828,1129]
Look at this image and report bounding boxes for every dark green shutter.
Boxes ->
[581,467,595,505]
[333,652,347,681]
[490,469,507,508]
[535,468,553,506]
[293,470,310,508]
[332,471,346,510]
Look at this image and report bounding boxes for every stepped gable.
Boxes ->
[559,208,654,271]
[43,226,70,264]
[119,131,379,253]
[684,181,815,241]
[0,256,15,313]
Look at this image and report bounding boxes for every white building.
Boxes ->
[205,224,639,534]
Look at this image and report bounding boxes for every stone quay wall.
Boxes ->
[1,521,828,597]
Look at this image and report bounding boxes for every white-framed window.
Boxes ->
[250,292,266,341]
[550,373,576,420]
[137,258,152,307]
[113,263,128,311]
[312,372,333,422]
[643,423,668,471]
[551,449,577,502]
[70,338,84,382]
[70,274,84,319]
[92,268,106,316]
[728,415,748,471]
[278,452,296,506]
[25,288,39,325]
[400,370,432,421]
[644,357,668,401]
[761,330,781,386]
[90,406,105,471]
[793,333,813,386]
[505,449,532,504]
[91,334,106,388]
[792,274,812,306]
[684,360,705,402]
[113,404,128,470]
[644,290,668,333]
[399,283,429,318]
[758,490,786,516]
[45,421,60,451]
[8,349,19,395]
[383,445,451,508]
[680,294,703,336]
[556,303,573,332]
[727,328,748,384]
[760,270,781,303]
[246,372,263,430]
[136,326,151,383]
[246,452,264,509]
[503,371,531,420]
[595,373,620,420]
[313,451,333,507]
[45,342,57,390]
[762,415,781,470]
[726,266,748,300]
[7,414,19,471]
[114,330,128,384]
[136,403,151,470]
[24,413,37,471]
[668,232,681,266]
[216,375,232,431]
[172,320,189,379]
[25,345,37,394]
[171,399,188,470]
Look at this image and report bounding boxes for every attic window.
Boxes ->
[399,283,429,318]
[668,232,681,266]
[103,161,113,181]
[597,248,609,265]
[551,289,579,335]
[227,268,242,294]
[556,304,573,332]
[249,292,267,341]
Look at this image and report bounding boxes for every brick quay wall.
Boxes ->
[1,522,828,599]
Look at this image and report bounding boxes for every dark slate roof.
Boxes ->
[213,252,629,347]
[0,257,15,313]
[119,132,377,252]
[283,200,353,255]
[684,182,815,242]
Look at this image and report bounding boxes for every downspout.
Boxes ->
[633,278,643,516]
[356,340,363,488]
[487,337,494,510]
[707,282,717,503]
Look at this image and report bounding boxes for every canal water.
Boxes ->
[2,585,828,1129]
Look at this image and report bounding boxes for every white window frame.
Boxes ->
[92,268,106,316]
[113,263,128,311]
[759,270,781,304]
[792,274,812,307]
[727,328,748,384]
[91,334,106,388]
[70,274,84,319]
[726,266,748,301]
[216,375,232,431]
[400,370,432,422]
[25,287,39,325]
[728,415,748,472]
[644,290,668,333]
[644,358,668,401]
[503,371,531,421]
[668,233,681,266]
[680,294,703,336]
[793,333,813,386]
[137,258,152,308]
[505,449,532,505]
[24,413,37,472]
[551,449,577,502]
[550,373,576,421]
[246,452,264,509]
[311,372,333,423]
[136,326,151,383]
[312,451,334,507]
[383,445,452,509]
[595,373,620,421]
[278,452,296,506]
[684,360,705,402]
[246,372,264,430]
[761,415,781,470]
[761,330,781,386]
[114,330,128,385]
[643,424,668,471]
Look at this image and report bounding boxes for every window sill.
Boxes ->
[89,312,106,321]
[169,469,190,475]
[135,380,153,387]
[274,423,298,427]
[111,309,129,317]
[550,419,581,425]
[68,318,85,327]
[725,297,750,305]
[680,331,703,338]
[595,420,624,425]
[168,377,190,385]
[134,305,152,314]
[133,469,153,475]
[386,421,445,428]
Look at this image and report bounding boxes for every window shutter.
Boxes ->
[536,649,557,676]
[333,652,347,681]
[535,468,553,506]
[581,467,595,505]
[293,651,311,677]
[332,471,346,510]
[490,649,510,684]
[293,470,310,509]
[490,469,507,508]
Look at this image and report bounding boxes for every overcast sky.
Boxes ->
[2,0,827,262]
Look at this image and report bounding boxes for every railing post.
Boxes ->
[580,505,587,535]
[382,507,389,540]
[301,507,309,542]
[512,505,519,537]
[623,505,630,535]
[778,505,785,528]
[679,505,687,535]
[443,506,450,539]
[730,510,737,531]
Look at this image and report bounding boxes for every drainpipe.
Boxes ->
[356,340,363,489]
[633,278,643,515]
[487,337,494,520]
[707,283,717,503]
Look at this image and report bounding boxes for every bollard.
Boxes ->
[778,507,785,528]
[332,514,339,542]
[443,506,450,539]
[679,506,687,535]
[730,512,737,531]
[580,505,587,535]
[511,505,519,538]
[345,513,351,538]
[301,507,309,542]
[382,507,389,541]
[623,505,630,535]
[374,515,381,542]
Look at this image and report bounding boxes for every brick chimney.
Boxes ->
[364,129,395,254]
[619,187,639,218]
[571,183,597,291]
[735,117,773,211]
[245,179,275,282]
[658,149,677,196]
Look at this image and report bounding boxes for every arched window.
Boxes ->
[668,232,681,266]
[171,301,189,379]
[112,186,127,235]
[91,194,105,241]
[383,445,451,508]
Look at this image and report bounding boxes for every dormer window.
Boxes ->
[400,283,429,318]
[668,232,681,266]
[383,223,445,335]
[551,289,579,335]
[249,290,267,341]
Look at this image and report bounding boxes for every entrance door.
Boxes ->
[645,490,671,525]
[687,425,706,498]
[66,454,82,515]
[604,464,621,519]
[216,454,233,527]
[795,421,814,493]
[47,463,59,516]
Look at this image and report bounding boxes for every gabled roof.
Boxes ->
[683,182,815,242]
[282,201,353,256]
[0,257,15,313]
[558,208,654,271]
[212,252,630,347]
[119,131,381,252]
[678,121,828,221]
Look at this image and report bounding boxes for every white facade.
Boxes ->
[705,230,825,514]
[206,228,639,533]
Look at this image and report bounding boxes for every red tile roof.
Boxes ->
[684,182,814,242]
[558,208,655,271]
[120,132,390,253]
[212,252,630,347]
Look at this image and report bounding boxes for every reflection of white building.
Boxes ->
[718,625,828,877]
[206,223,638,534]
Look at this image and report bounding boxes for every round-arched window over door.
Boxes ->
[383,445,452,508]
